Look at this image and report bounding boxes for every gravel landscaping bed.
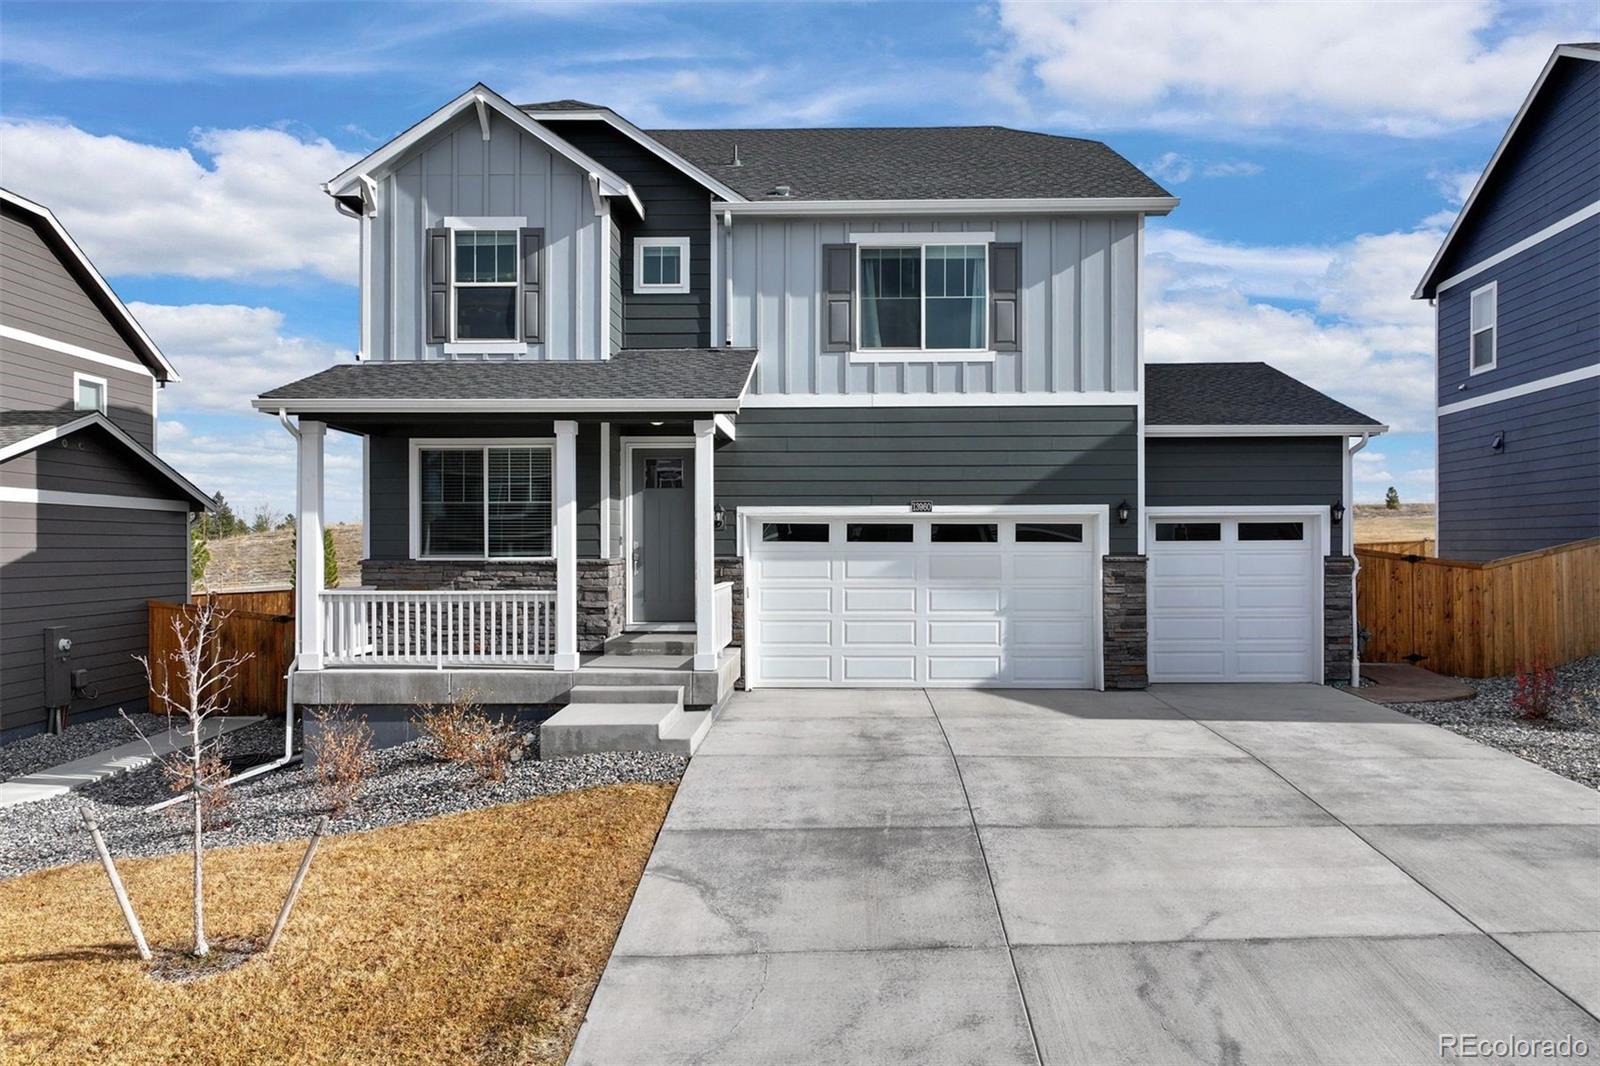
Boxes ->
[1385,656,1600,790]
[0,719,686,878]
[0,712,171,782]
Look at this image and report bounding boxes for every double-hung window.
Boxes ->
[1469,282,1497,374]
[859,239,988,353]
[454,229,520,341]
[415,443,553,559]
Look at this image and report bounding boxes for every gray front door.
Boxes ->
[632,449,694,622]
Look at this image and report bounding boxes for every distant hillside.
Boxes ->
[1353,503,1434,543]
[198,523,364,592]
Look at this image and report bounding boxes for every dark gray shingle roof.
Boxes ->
[256,348,757,406]
[1145,363,1384,428]
[0,409,91,450]
[638,126,1171,202]
[522,99,607,112]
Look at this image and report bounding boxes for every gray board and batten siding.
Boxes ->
[724,215,1140,400]
[365,109,609,362]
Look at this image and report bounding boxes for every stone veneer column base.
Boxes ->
[1102,555,1148,690]
[1323,554,1355,686]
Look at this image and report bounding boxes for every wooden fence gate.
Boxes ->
[1356,538,1600,678]
[147,592,294,716]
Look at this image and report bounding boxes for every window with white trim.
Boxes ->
[634,237,690,294]
[417,444,552,559]
[74,373,107,413]
[1469,282,1497,373]
[859,243,987,352]
[453,229,519,340]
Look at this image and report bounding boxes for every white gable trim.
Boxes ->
[1414,44,1600,299]
[1145,423,1389,437]
[525,107,749,203]
[714,196,1179,217]
[0,189,180,381]
[0,411,212,509]
[326,84,642,216]
[0,324,154,378]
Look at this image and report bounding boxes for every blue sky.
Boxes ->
[2,0,1595,523]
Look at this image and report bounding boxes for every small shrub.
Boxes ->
[1512,659,1561,721]
[417,690,518,783]
[307,705,373,814]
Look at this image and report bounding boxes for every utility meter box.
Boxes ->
[43,627,73,708]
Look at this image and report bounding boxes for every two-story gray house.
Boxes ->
[1,188,212,741]
[256,86,1384,753]
[1415,42,1599,561]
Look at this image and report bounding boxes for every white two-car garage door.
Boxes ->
[1147,515,1323,682]
[746,515,1100,688]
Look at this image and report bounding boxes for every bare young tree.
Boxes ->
[134,601,252,958]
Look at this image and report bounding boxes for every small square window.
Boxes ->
[1155,522,1221,542]
[75,375,106,413]
[931,524,998,543]
[644,458,684,489]
[635,238,691,294]
[763,522,829,543]
[847,523,913,542]
[1016,523,1083,543]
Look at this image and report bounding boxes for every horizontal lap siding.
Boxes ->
[1437,215,1599,400]
[728,215,1138,400]
[1436,59,1600,277]
[0,427,180,498]
[1438,380,1600,560]
[0,210,150,364]
[2,336,155,449]
[1,502,187,733]
[1145,436,1344,505]
[714,406,1138,553]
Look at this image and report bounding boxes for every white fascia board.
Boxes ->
[1144,423,1389,437]
[713,196,1180,218]
[0,486,193,512]
[712,413,737,440]
[251,397,741,415]
[741,390,1140,409]
[0,189,180,381]
[0,412,212,509]
[326,84,634,204]
[1413,45,1600,299]
[1438,363,1600,416]
[525,108,748,203]
[1433,202,1600,294]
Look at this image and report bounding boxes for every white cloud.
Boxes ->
[0,121,357,282]
[1202,160,1264,178]
[160,422,362,524]
[131,302,353,416]
[1144,153,1263,184]
[1352,444,1435,504]
[992,0,1593,135]
[1431,167,1483,205]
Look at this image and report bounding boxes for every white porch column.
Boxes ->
[294,420,326,669]
[554,420,580,671]
[693,418,717,671]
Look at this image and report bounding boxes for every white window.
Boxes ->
[413,442,553,559]
[454,229,519,341]
[74,372,107,413]
[634,237,690,294]
[1470,282,1497,374]
[858,239,988,353]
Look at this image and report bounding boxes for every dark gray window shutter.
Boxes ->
[990,242,1020,352]
[521,228,544,344]
[426,227,451,345]
[821,243,854,351]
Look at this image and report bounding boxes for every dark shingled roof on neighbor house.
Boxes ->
[613,126,1172,202]
[0,410,88,451]
[254,348,758,409]
[1145,363,1385,428]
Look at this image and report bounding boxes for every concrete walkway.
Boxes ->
[0,716,263,808]
[569,685,1600,1065]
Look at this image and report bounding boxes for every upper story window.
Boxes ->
[634,237,690,294]
[414,442,553,560]
[74,372,107,413]
[859,240,987,353]
[454,229,519,340]
[1469,282,1497,374]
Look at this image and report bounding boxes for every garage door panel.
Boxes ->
[1022,555,1093,581]
[1012,619,1089,646]
[1151,585,1225,610]
[1236,586,1310,609]
[929,555,1002,581]
[843,620,918,646]
[1151,650,1227,679]
[844,557,917,580]
[929,587,1002,612]
[761,620,833,645]
[1235,616,1308,641]
[842,656,918,681]
[1013,587,1080,612]
[1013,656,1090,683]
[1235,553,1309,578]
[759,558,834,580]
[762,587,833,612]
[1152,553,1225,578]
[928,657,1003,682]
[1234,650,1313,680]
[1151,614,1224,640]
[928,620,1003,645]
[762,655,834,681]
[844,587,916,613]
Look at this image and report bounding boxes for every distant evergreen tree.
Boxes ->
[190,521,211,586]
[1385,486,1401,510]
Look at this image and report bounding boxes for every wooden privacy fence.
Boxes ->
[195,587,295,615]
[1356,537,1600,677]
[1357,538,1435,557]
[147,600,293,716]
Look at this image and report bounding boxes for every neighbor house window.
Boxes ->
[860,242,987,352]
[73,373,107,413]
[454,229,519,340]
[634,237,690,294]
[417,444,552,559]
[1469,282,1496,373]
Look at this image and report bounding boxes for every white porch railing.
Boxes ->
[712,580,735,653]
[321,589,557,667]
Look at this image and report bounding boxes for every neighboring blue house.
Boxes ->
[1415,42,1599,561]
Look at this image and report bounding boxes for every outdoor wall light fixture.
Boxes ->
[1116,499,1130,524]
[1490,431,1505,452]
[1331,500,1346,525]
[714,503,727,531]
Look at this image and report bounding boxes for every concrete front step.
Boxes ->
[568,684,684,707]
[604,631,697,657]
[541,685,710,757]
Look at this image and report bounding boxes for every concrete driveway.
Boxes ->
[568,685,1600,1065]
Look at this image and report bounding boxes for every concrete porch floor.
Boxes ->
[569,685,1600,1065]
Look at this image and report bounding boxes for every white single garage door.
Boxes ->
[1147,516,1321,682]
[747,516,1099,687]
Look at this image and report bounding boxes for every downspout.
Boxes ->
[722,209,733,346]
[1346,431,1371,687]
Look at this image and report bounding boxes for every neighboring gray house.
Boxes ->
[1414,43,1599,561]
[1,189,211,741]
[255,87,1384,752]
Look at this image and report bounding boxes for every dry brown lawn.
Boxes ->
[1354,503,1436,544]
[200,523,363,591]
[0,783,674,1065]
